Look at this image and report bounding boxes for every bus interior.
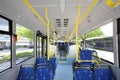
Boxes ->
[0,0,120,80]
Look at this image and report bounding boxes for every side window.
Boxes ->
[16,24,34,64]
[0,16,12,72]
[85,22,114,63]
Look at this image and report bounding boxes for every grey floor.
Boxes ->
[54,58,75,80]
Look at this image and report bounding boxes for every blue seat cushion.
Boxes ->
[36,58,48,65]
[94,68,115,80]
[35,67,52,80]
[17,67,34,80]
[74,68,93,80]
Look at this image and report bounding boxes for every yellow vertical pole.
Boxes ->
[45,8,50,60]
[68,0,98,40]
[76,6,80,61]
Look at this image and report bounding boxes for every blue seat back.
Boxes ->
[65,42,68,51]
[79,50,93,66]
[74,68,93,80]
[49,58,57,70]
[17,67,34,80]
[49,58,57,78]
[36,58,48,65]
[94,68,115,80]
[58,42,61,48]
[35,67,52,80]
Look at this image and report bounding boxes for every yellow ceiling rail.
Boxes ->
[65,31,69,42]
[23,0,47,27]
[68,0,98,39]
[45,8,50,60]
[76,6,81,61]
[52,22,55,32]
[106,0,120,8]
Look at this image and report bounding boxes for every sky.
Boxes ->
[100,22,113,36]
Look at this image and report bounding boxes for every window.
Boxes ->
[85,22,114,63]
[16,24,34,64]
[0,16,12,72]
[0,17,9,31]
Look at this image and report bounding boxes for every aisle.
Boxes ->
[54,58,75,80]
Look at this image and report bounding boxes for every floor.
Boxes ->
[54,58,75,80]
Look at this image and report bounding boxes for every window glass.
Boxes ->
[0,17,9,31]
[16,24,34,64]
[0,34,11,72]
[85,22,114,63]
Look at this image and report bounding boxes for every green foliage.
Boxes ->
[80,28,103,40]
[16,26,34,41]
[0,51,33,63]
[86,28,103,38]
[16,51,33,58]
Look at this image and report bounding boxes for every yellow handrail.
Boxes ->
[77,60,99,65]
[23,0,48,27]
[68,0,98,39]
[45,8,50,60]
[76,6,81,61]
[52,22,55,32]
[106,0,120,8]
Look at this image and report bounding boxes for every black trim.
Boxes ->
[117,18,120,68]
[41,36,44,57]
[16,56,33,65]
[0,67,12,73]
[46,37,47,57]
[93,55,114,65]
[0,15,12,72]
[0,15,12,35]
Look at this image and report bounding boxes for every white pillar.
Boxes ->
[12,21,16,67]
[113,19,119,67]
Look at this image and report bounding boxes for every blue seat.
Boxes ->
[94,68,115,80]
[58,42,61,48]
[17,67,34,80]
[74,68,93,80]
[35,66,52,80]
[36,58,48,65]
[79,50,93,66]
[65,42,68,51]
[49,58,57,78]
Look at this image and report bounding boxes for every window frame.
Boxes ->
[0,15,12,73]
[117,18,120,68]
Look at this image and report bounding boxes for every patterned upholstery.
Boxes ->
[35,66,52,80]
[79,50,93,66]
[74,68,93,80]
[65,42,68,50]
[94,68,115,80]
[49,58,57,78]
[58,42,61,48]
[36,58,48,65]
[17,67,34,80]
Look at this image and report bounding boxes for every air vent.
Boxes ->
[64,18,69,27]
[61,35,65,40]
[56,19,61,27]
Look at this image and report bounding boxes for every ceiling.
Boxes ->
[0,0,120,40]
